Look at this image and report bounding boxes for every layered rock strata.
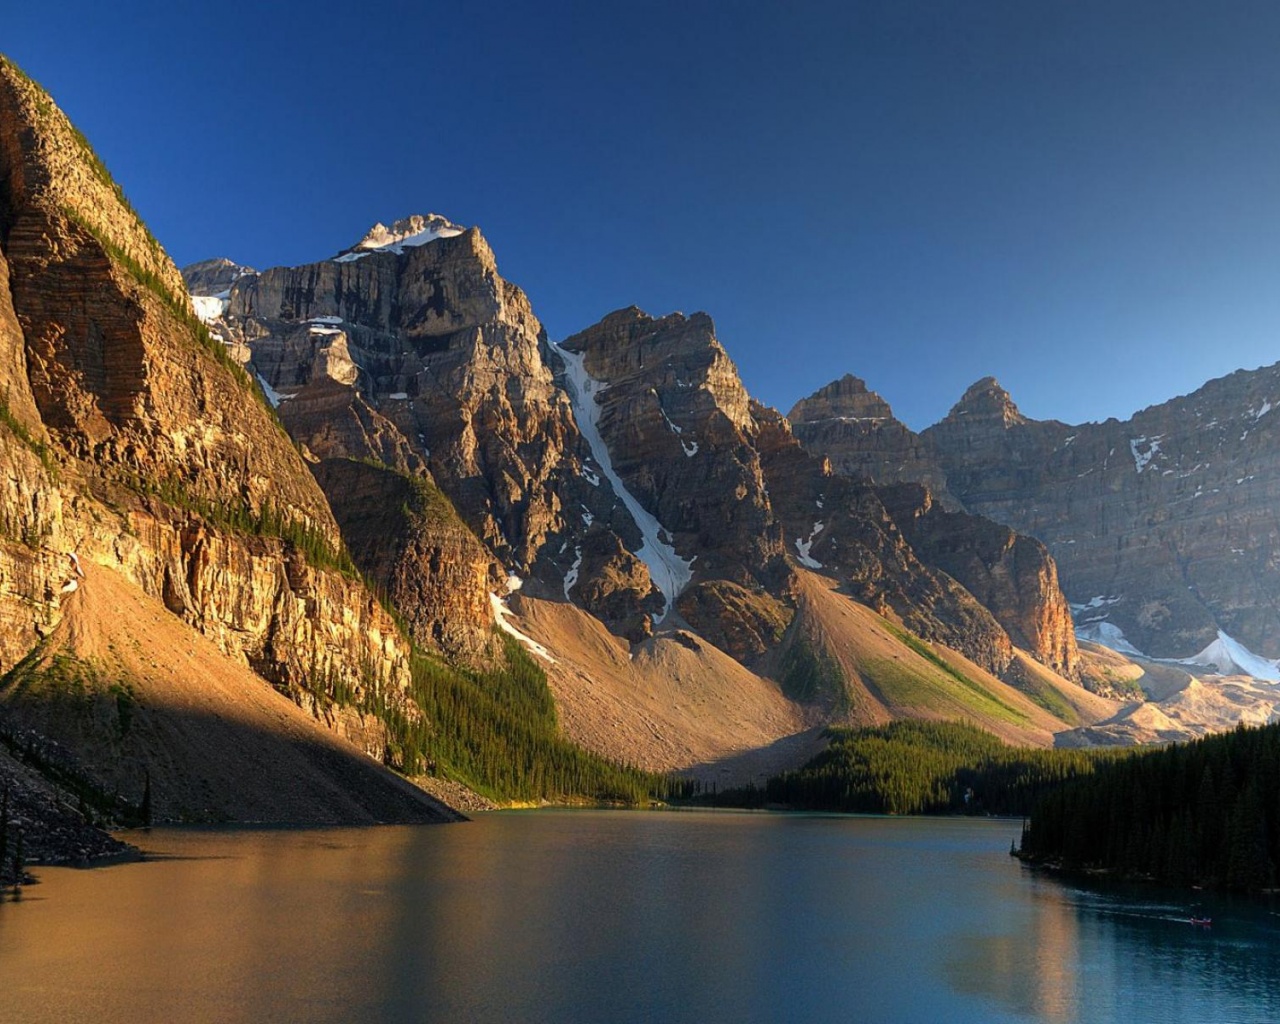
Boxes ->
[793,364,1280,662]
[788,374,958,506]
[194,225,664,645]
[0,57,422,768]
[920,372,1280,659]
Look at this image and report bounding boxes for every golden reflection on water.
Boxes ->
[944,879,1081,1022]
[0,829,430,1024]
[1,814,1273,1024]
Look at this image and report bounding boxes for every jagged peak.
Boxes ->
[184,256,253,274]
[597,305,654,329]
[944,376,1026,427]
[333,213,466,263]
[562,305,753,431]
[181,257,257,299]
[565,307,715,353]
[788,373,895,425]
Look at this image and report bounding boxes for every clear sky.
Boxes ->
[8,1,1280,429]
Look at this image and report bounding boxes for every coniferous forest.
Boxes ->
[1017,722,1280,892]
[713,721,1126,815]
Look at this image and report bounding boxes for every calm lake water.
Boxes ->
[2,810,1279,1023]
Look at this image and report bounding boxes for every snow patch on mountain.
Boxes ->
[1129,435,1162,473]
[256,373,286,409]
[334,214,465,263]
[563,546,583,600]
[489,592,556,663]
[1076,620,1146,658]
[191,294,228,324]
[795,521,825,569]
[1076,616,1280,683]
[558,344,693,620]
[1177,631,1280,681]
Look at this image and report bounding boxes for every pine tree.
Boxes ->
[0,785,8,881]
[12,827,23,891]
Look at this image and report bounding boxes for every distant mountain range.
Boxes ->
[2,54,1279,833]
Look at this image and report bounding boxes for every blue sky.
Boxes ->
[9,1,1280,428]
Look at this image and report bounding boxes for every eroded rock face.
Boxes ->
[312,459,501,660]
[876,483,1079,677]
[788,374,958,507]
[0,58,420,763]
[923,370,1280,659]
[549,307,1080,680]
[182,257,256,299]
[752,404,1017,674]
[560,307,788,595]
[191,223,663,646]
[794,364,1280,662]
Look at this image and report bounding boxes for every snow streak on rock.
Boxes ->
[333,215,465,263]
[795,521,825,569]
[558,344,693,619]
[489,583,556,664]
[563,546,583,600]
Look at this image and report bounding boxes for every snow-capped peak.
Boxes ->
[333,214,466,263]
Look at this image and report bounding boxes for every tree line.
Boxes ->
[706,720,1127,816]
[1017,721,1280,892]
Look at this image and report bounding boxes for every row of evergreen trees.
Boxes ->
[713,721,1126,816]
[1018,722,1280,891]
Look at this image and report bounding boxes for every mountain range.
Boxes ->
[3,55,1279,837]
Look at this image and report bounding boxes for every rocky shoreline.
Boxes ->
[0,744,136,887]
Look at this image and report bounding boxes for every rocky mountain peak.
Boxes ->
[788,375,959,507]
[335,214,466,262]
[564,306,753,435]
[945,376,1027,428]
[788,374,894,424]
[183,257,257,298]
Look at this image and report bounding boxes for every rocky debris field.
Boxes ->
[0,741,134,886]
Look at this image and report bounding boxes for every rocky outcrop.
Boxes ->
[752,404,1017,674]
[195,225,665,645]
[921,371,1280,660]
[875,483,1079,677]
[559,307,788,605]
[182,257,255,300]
[550,306,1082,681]
[788,374,958,506]
[794,362,1280,664]
[312,458,501,660]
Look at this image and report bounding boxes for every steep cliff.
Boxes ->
[751,403,1018,675]
[0,56,443,817]
[922,371,1280,662]
[788,374,958,506]
[790,355,1280,679]
[875,483,1079,678]
[559,307,788,640]
[556,307,1080,685]
[192,221,664,647]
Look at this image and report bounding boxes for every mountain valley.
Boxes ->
[2,52,1279,853]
